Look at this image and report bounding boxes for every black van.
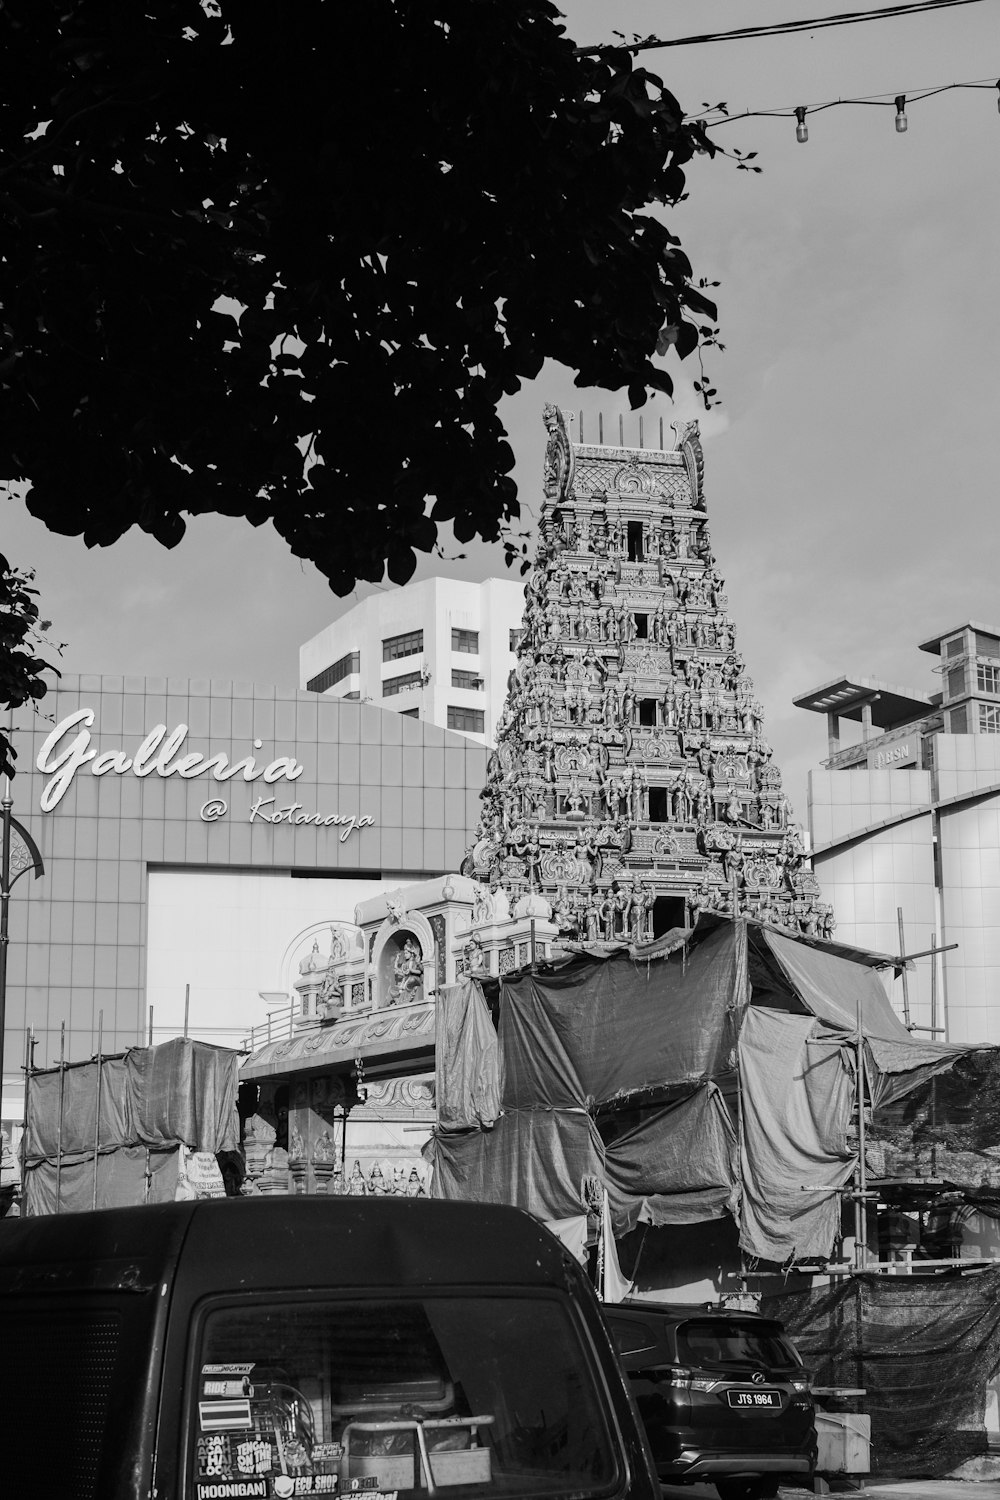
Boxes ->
[603,1301,816,1500]
[0,1196,661,1500]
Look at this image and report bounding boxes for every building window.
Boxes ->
[980,704,1000,734]
[400,707,420,718]
[946,666,965,700]
[634,613,648,640]
[638,698,657,727]
[306,651,359,693]
[509,628,523,652]
[447,706,485,733]
[627,521,644,562]
[383,671,423,697]
[950,706,968,734]
[976,632,1000,658]
[451,669,483,691]
[451,628,479,654]
[382,629,423,663]
[945,637,965,658]
[977,663,1000,695]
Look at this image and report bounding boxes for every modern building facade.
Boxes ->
[299,576,526,746]
[795,620,1000,1043]
[1,674,487,1116]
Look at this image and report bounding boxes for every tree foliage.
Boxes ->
[0,555,59,778]
[0,0,716,588]
[0,1,719,772]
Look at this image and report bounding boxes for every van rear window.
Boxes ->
[190,1295,619,1500]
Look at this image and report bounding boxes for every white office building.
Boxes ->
[795,620,1000,1045]
[299,577,526,746]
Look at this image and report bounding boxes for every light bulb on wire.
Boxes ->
[895,95,908,133]
[794,106,808,144]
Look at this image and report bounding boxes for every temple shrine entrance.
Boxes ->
[652,894,687,938]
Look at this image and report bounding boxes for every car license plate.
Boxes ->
[727,1390,781,1409]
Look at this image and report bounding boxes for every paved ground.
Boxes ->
[863,1487,1000,1499]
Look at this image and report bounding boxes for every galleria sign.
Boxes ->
[37,709,306,812]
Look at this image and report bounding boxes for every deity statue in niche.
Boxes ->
[463,936,488,977]
[388,937,424,1005]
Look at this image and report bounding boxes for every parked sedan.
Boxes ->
[603,1301,816,1500]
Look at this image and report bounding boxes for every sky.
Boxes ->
[3,0,999,821]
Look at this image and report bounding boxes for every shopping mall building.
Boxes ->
[1,671,488,1117]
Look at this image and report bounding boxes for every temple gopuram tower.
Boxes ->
[463,405,831,944]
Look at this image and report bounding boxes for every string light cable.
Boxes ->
[692,76,1000,142]
[576,0,990,57]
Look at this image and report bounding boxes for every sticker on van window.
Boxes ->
[203,1363,257,1376]
[204,1379,255,1398]
[311,1444,344,1463]
[198,1434,233,1478]
[197,1484,268,1500]
[234,1439,273,1476]
[199,1399,253,1430]
[272,1477,340,1497]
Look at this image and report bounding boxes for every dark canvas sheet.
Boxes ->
[434,976,501,1131]
[605,1085,738,1234]
[25,1038,240,1171]
[868,1047,1000,1187]
[763,929,911,1043]
[767,1266,1000,1476]
[426,1109,602,1221]
[125,1038,239,1151]
[501,921,747,1110]
[23,1146,180,1217]
[24,1057,132,1163]
[739,1007,855,1263]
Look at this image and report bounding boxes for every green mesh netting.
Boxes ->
[764,1265,1000,1477]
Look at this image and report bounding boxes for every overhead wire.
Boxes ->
[575,0,989,57]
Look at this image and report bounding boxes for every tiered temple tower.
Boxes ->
[463,405,831,944]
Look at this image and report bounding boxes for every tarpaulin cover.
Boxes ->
[766,1265,1000,1476]
[762,929,912,1042]
[23,1057,132,1163]
[500,920,747,1110]
[426,1108,602,1220]
[23,1147,180,1217]
[739,1008,856,1263]
[435,976,501,1131]
[124,1038,239,1152]
[432,917,989,1265]
[604,1085,738,1233]
[867,1047,1000,1187]
[23,1039,239,1213]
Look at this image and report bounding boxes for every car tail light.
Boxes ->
[790,1378,811,1393]
[668,1366,718,1393]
